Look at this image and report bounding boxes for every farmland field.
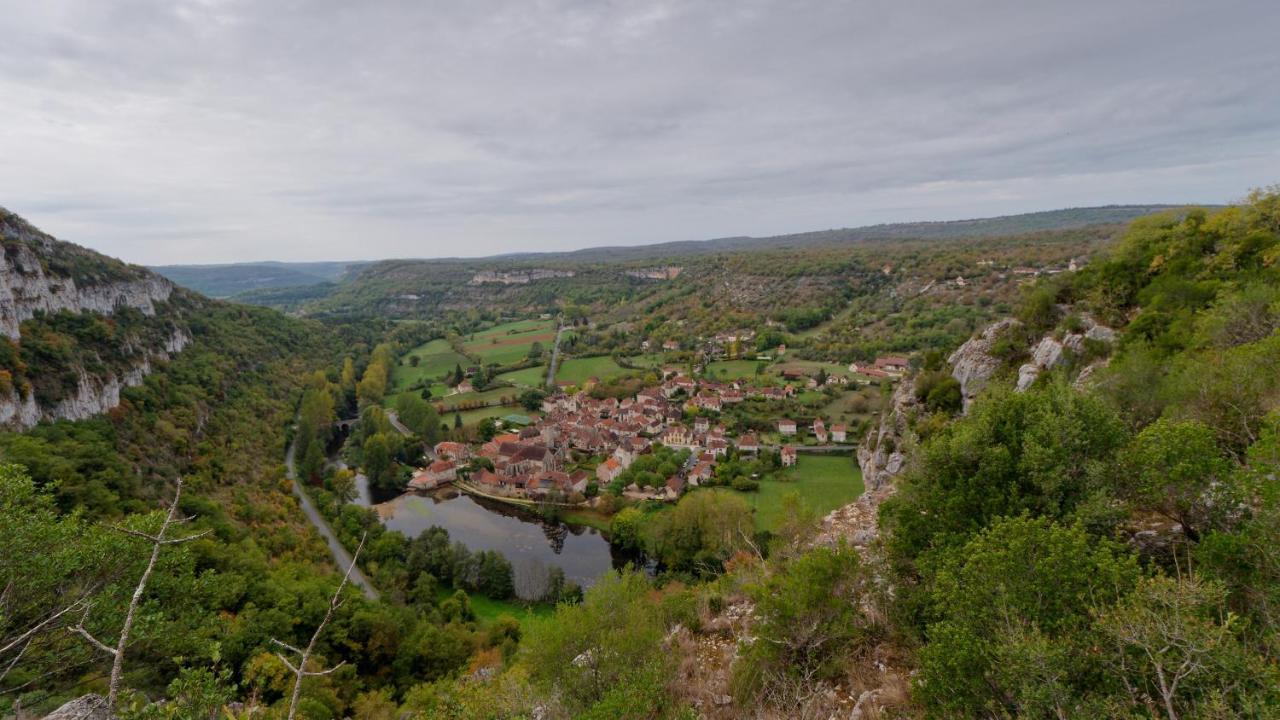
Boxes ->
[434,386,521,411]
[386,338,471,407]
[463,319,556,365]
[497,364,549,388]
[705,359,767,380]
[555,356,632,385]
[737,453,863,531]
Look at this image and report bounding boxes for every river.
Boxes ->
[354,476,627,596]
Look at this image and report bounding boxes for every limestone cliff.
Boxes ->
[947,316,1021,412]
[817,375,919,549]
[0,208,194,430]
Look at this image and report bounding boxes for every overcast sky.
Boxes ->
[1,0,1277,265]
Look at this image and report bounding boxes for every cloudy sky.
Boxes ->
[2,0,1278,265]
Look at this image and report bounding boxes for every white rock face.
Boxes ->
[948,317,1021,412]
[0,210,193,429]
[1,328,191,429]
[0,239,174,340]
[1015,313,1116,392]
[857,376,917,492]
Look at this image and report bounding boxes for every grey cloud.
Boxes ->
[0,0,1277,264]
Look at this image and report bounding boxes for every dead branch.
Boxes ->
[272,531,366,720]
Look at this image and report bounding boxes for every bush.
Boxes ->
[731,544,873,703]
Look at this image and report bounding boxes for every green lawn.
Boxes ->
[555,356,632,385]
[497,365,549,388]
[463,320,557,365]
[704,359,769,380]
[435,586,553,628]
[736,454,863,531]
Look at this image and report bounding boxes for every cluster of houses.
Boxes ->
[406,363,885,506]
[776,416,848,445]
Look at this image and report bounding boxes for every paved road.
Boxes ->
[286,435,380,600]
[545,324,568,389]
[385,410,414,438]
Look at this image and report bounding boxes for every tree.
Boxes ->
[357,361,388,407]
[363,433,395,490]
[1119,418,1234,541]
[329,468,358,504]
[300,440,325,483]
[273,533,366,720]
[882,383,1128,564]
[521,570,677,716]
[409,354,421,367]
[454,412,463,429]
[916,515,1139,717]
[527,341,544,362]
[0,464,114,693]
[645,490,754,574]
[1097,574,1277,719]
[518,388,546,411]
[69,478,211,711]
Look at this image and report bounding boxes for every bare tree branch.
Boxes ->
[65,478,201,711]
[273,531,366,720]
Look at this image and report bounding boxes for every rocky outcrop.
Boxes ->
[0,328,190,430]
[948,317,1020,411]
[816,376,920,549]
[0,210,175,340]
[0,209,195,429]
[857,377,917,493]
[1015,314,1116,392]
[43,694,113,720]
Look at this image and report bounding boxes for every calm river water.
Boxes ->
[354,475,625,595]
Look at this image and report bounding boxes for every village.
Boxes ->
[405,353,910,511]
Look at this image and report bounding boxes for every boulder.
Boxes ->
[44,695,113,720]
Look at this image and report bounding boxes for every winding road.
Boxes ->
[545,323,568,389]
[286,435,380,600]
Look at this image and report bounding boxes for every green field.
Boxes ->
[554,356,632,385]
[497,364,549,388]
[449,405,540,426]
[435,386,521,411]
[435,587,553,628]
[463,319,557,365]
[819,386,882,427]
[705,359,769,380]
[737,454,863,531]
[392,339,470,388]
